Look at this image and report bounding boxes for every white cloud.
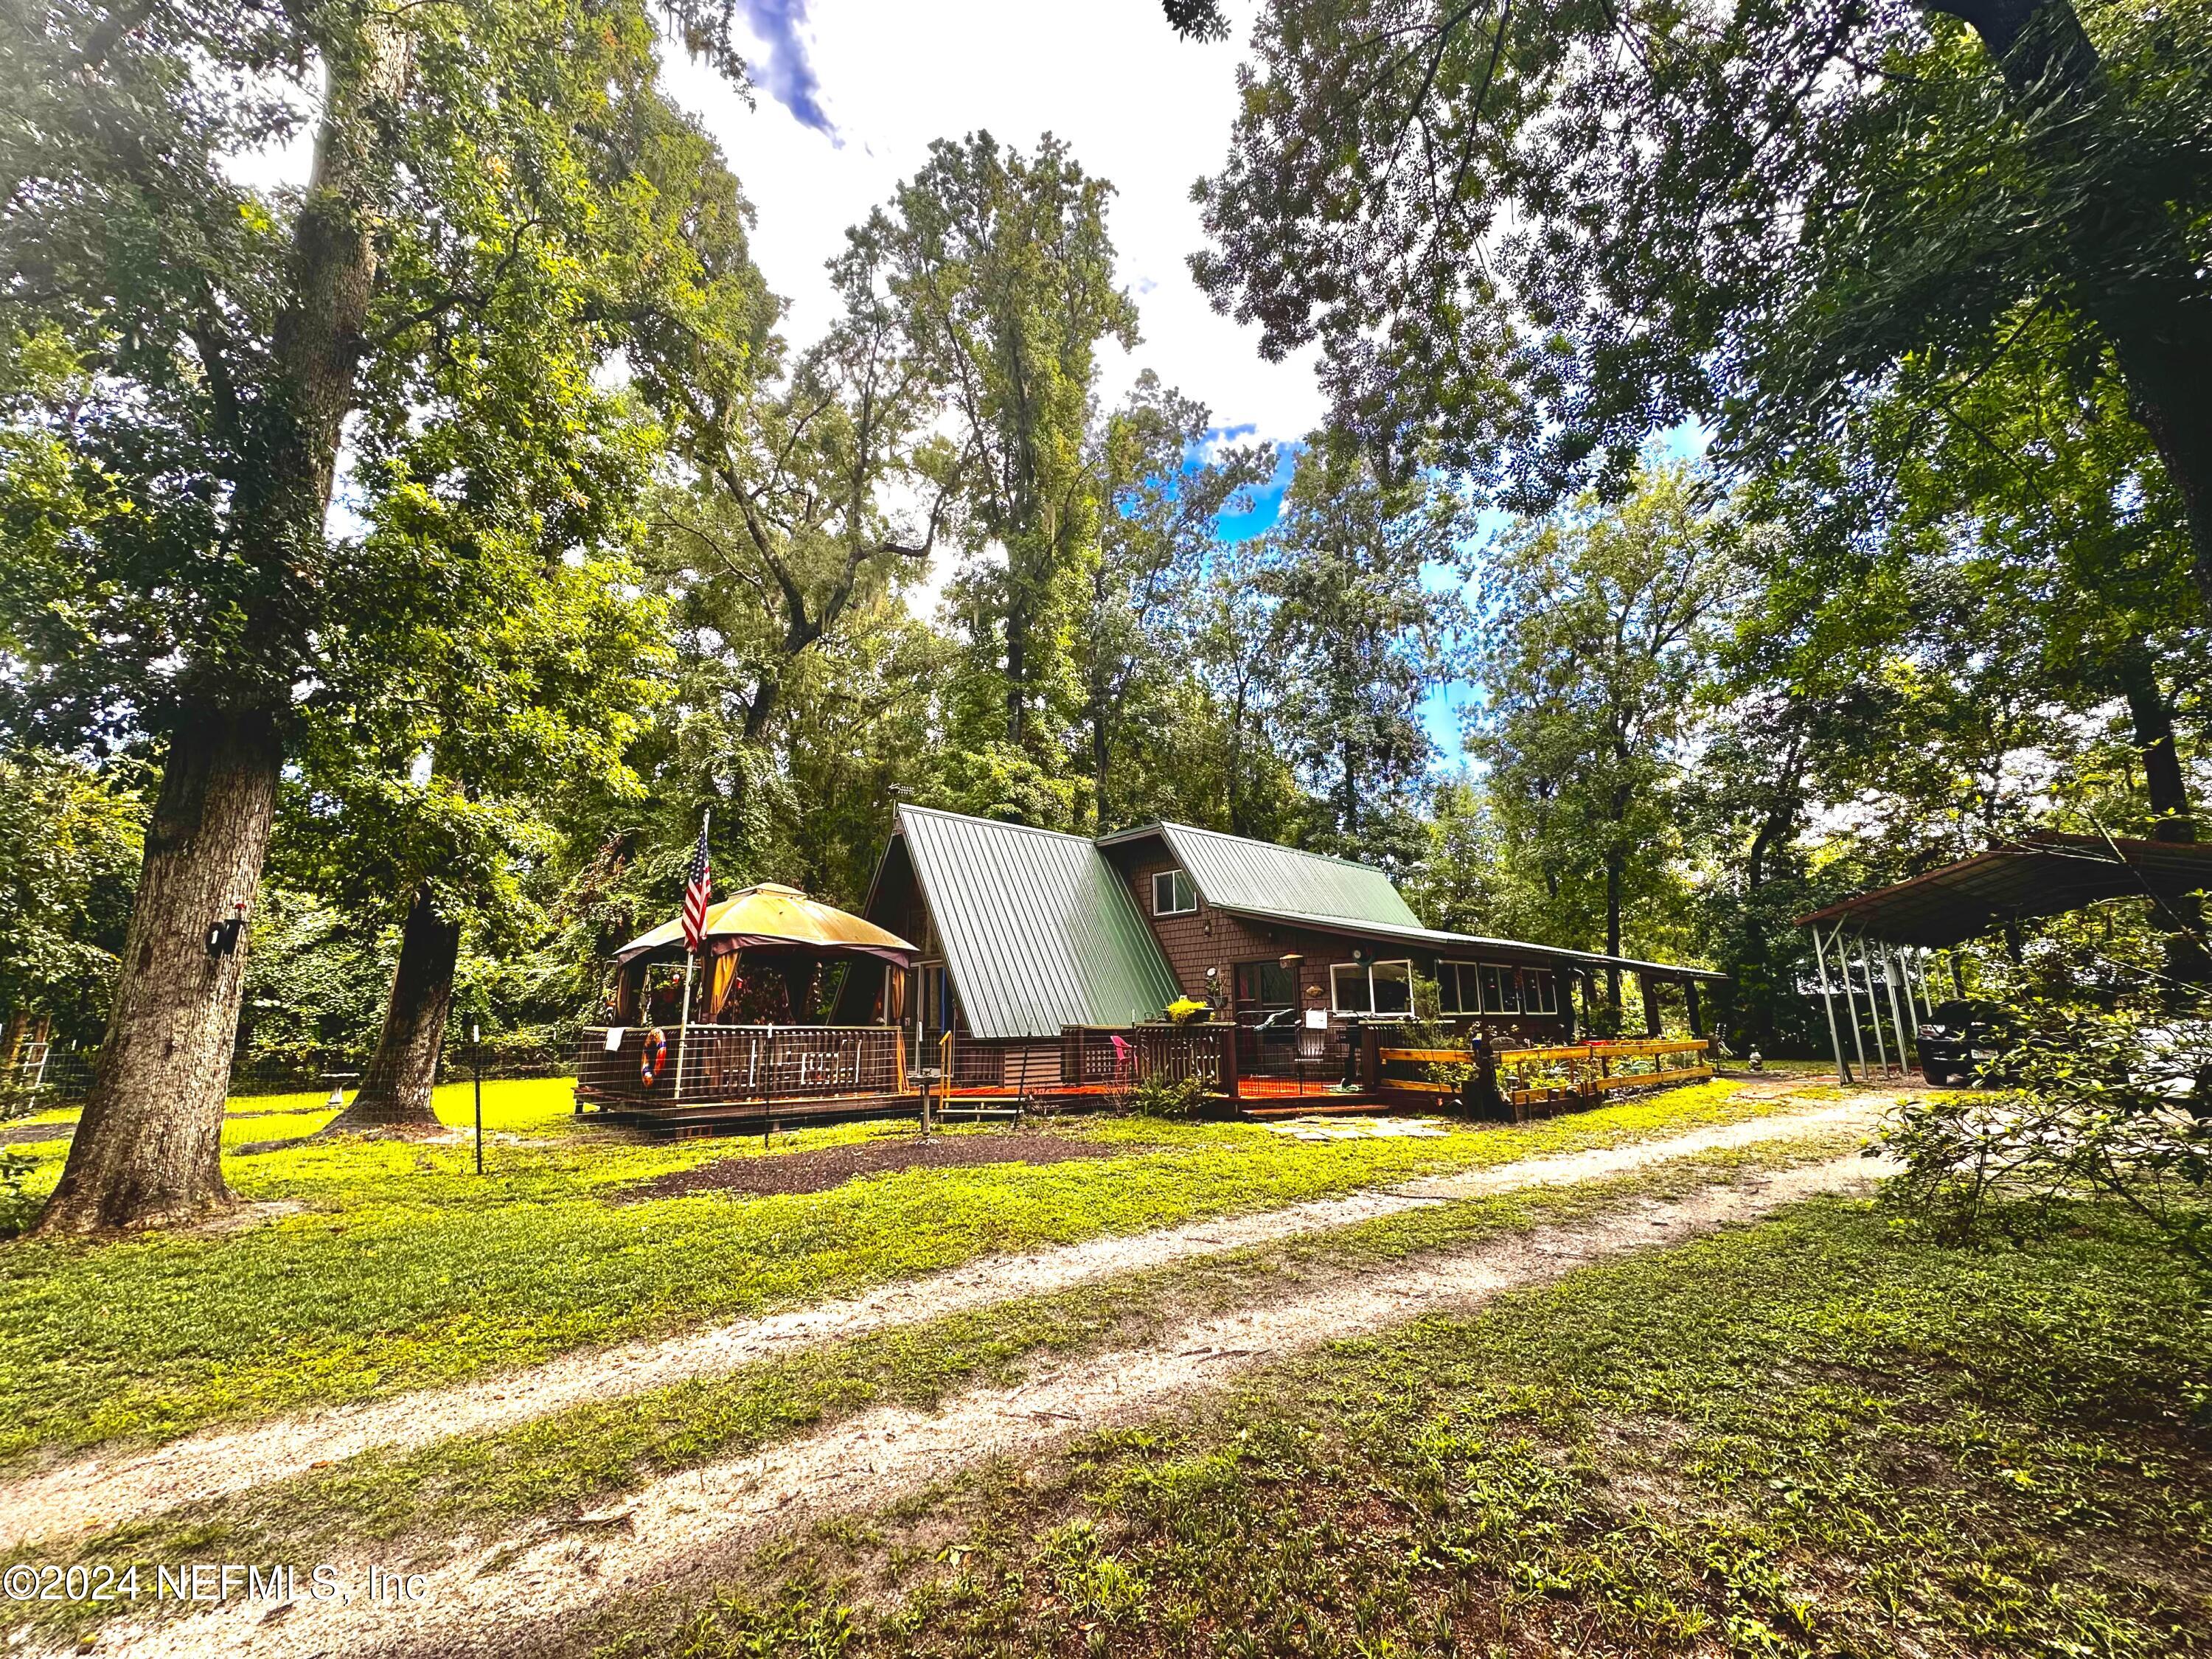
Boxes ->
[662,0,1321,445]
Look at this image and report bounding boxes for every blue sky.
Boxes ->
[662,4,1706,774]
[1209,433,1484,764]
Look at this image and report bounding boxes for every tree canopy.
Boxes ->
[1178,0,2212,607]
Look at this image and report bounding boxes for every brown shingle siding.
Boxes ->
[1113,849,1571,1043]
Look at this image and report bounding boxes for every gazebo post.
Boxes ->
[1809,923,1849,1085]
[671,947,698,1099]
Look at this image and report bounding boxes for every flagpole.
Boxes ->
[672,808,709,1100]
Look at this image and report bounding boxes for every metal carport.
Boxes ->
[1794,832,2212,1083]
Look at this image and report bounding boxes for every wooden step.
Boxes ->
[1238,1096,1396,1119]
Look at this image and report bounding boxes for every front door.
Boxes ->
[917,962,951,1041]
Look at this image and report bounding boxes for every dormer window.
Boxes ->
[1152,869,1197,917]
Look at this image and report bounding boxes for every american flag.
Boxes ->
[681,815,712,952]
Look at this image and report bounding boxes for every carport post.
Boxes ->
[1809,924,1850,1085]
[1857,936,1891,1076]
[1881,942,1914,1068]
[1832,924,1870,1077]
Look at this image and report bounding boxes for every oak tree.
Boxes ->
[1,0,751,1227]
[1176,0,2212,609]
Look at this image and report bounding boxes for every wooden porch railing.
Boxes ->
[935,1031,1006,1092]
[1231,1011,1329,1077]
[1059,1024,1227,1093]
[1375,1037,1711,1115]
[577,1025,907,1107]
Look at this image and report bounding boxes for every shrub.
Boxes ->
[1875,1001,2212,1275]
[1130,1072,1210,1120]
[0,1148,38,1239]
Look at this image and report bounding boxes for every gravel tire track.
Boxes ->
[0,1096,1883,1552]
[96,1150,1892,1659]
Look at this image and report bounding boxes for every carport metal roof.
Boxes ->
[1794,832,2212,950]
[1792,831,2212,1088]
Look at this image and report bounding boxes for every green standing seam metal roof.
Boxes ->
[1106,820,1728,984]
[1138,821,1422,931]
[894,805,1183,1041]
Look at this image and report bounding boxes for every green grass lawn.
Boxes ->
[0,1078,1809,1467]
[4,1074,585,1144]
[2,1132,1863,1646]
[609,1196,2212,1659]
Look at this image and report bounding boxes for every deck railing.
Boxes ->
[1059,1024,1225,1092]
[577,1024,906,1107]
[935,1031,1005,1091]
[1375,1036,1711,1116]
[1233,1011,1331,1078]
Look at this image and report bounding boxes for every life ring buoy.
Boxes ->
[639,1026,669,1088]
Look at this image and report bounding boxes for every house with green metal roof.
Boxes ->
[860,805,1723,1092]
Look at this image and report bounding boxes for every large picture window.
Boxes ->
[1371,959,1412,1014]
[1152,869,1197,917]
[1331,959,1413,1014]
[1478,964,1521,1014]
[1524,968,1560,1015]
[1439,961,1473,1014]
[1441,961,1565,1017]
[1329,961,1370,1013]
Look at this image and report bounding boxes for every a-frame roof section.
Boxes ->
[1107,820,1423,933]
[893,805,1182,1041]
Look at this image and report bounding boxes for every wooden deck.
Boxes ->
[578,1089,921,1139]
[577,1076,1396,1138]
[572,1024,1714,1140]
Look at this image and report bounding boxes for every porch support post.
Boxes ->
[1216,1015,1239,1103]
[1809,923,1849,1085]
[1683,978,1703,1039]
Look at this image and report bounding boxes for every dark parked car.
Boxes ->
[1917,999,2018,1087]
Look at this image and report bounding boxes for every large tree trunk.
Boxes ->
[1091,695,1112,831]
[1226,680,1251,835]
[2114,650,2210,988]
[2116,650,2196,843]
[1938,0,2212,607]
[742,675,781,744]
[34,713,281,1232]
[1004,596,1030,744]
[35,22,411,1231]
[322,886,462,1135]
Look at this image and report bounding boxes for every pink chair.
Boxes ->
[1109,1034,1133,1085]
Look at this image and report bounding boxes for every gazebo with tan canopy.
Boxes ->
[611,882,916,1027]
[578,883,919,1130]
